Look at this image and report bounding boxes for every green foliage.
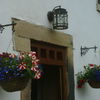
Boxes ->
[76,64,100,88]
[0,52,42,80]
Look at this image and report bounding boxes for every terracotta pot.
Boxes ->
[0,77,29,92]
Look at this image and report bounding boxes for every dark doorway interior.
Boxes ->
[31,65,62,100]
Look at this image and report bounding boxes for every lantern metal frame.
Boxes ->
[98,0,100,4]
[47,6,68,30]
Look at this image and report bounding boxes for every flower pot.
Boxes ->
[0,77,29,92]
[88,80,100,88]
[94,70,100,81]
[88,71,100,88]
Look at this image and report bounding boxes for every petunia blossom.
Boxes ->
[18,62,27,70]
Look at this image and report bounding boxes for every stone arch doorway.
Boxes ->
[12,18,74,100]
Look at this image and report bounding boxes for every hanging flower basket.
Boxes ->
[88,70,100,88]
[76,64,100,88]
[0,52,42,92]
[0,77,29,92]
[88,81,100,88]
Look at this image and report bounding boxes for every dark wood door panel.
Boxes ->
[31,65,62,100]
[31,40,66,66]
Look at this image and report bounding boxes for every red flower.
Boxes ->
[77,79,86,88]
[89,64,94,67]
[77,85,83,88]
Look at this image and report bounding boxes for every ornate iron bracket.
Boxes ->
[80,46,98,56]
[0,21,16,33]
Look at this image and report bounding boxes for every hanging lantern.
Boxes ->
[47,6,68,30]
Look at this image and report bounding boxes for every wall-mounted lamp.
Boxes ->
[80,46,98,56]
[0,21,16,33]
[98,0,100,4]
[47,6,68,30]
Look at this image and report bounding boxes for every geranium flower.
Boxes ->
[89,64,94,67]
[76,64,100,88]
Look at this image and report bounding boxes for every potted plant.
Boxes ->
[0,52,42,92]
[76,64,100,88]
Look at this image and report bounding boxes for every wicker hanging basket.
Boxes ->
[88,71,100,88]
[88,81,100,88]
[0,77,29,92]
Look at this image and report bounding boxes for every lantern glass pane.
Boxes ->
[58,14,66,25]
[64,15,67,24]
[53,15,56,24]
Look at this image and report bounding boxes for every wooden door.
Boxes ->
[31,65,62,100]
[31,40,67,100]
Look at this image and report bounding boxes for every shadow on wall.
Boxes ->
[76,83,90,96]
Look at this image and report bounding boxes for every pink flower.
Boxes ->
[31,67,39,72]
[31,55,36,60]
[18,62,27,70]
[28,52,36,57]
[0,54,3,57]
[32,59,39,65]
[34,72,41,79]
[31,67,42,79]
[19,53,25,60]
[9,54,16,58]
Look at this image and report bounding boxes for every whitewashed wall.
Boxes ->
[0,0,100,100]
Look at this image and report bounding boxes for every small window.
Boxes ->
[40,48,47,58]
[56,51,63,61]
[49,50,55,59]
